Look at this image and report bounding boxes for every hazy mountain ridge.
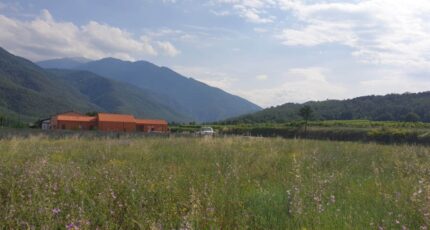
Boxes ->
[37,57,262,122]
[48,69,192,122]
[37,57,92,69]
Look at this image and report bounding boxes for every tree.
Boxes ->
[299,106,313,136]
[404,112,420,122]
[86,111,98,116]
[423,112,430,123]
[375,112,394,121]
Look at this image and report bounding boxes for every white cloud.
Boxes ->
[216,0,276,23]
[157,41,181,57]
[253,27,268,33]
[218,0,430,69]
[0,9,180,61]
[211,10,231,16]
[256,74,268,80]
[162,0,177,3]
[172,65,238,89]
[359,70,430,96]
[276,0,430,68]
[237,67,348,107]
[235,6,273,23]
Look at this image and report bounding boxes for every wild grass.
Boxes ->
[0,136,429,229]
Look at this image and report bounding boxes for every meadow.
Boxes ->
[0,135,429,229]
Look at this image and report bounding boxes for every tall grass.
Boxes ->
[0,136,429,229]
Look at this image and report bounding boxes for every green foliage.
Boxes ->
[170,125,201,133]
[404,112,421,122]
[299,105,313,121]
[200,120,430,144]
[227,92,430,124]
[0,114,26,128]
[424,112,430,122]
[0,136,429,228]
[85,111,98,116]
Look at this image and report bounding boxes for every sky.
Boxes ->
[1,0,430,108]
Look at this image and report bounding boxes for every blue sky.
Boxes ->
[1,0,430,107]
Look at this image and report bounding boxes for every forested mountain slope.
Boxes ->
[227,92,430,123]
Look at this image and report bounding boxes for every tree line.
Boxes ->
[224,92,430,124]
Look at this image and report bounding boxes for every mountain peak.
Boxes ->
[74,57,262,122]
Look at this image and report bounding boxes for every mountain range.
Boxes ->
[226,92,430,123]
[0,47,191,122]
[7,46,428,125]
[0,47,261,122]
[38,56,261,122]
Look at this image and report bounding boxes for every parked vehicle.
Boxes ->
[196,127,215,136]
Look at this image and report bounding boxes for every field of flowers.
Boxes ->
[0,135,429,229]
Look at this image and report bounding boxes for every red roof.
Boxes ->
[56,115,96,122]
[97,113,136,123]
[135,119,168,125]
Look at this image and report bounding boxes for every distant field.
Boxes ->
[171,120,430,145]
[0,136,429,229]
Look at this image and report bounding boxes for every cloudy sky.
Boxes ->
[1,0,430,107]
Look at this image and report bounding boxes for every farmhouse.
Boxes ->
[97,113,136,132]
[50,112,168,133]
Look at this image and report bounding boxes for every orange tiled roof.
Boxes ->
[97,113,136,123]
[135,119,168,125]
[56,115,96,122]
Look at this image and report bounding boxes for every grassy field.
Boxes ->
[0,136,429,229]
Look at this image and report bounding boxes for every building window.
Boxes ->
[61,124,66,130]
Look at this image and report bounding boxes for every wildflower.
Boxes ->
[52,208,61,215]
[111,191,117,200]
[330,195,336,203]
[66,223,79,230]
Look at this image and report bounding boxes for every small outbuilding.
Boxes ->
[40,118,51,130]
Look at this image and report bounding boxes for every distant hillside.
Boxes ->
[226,92,430,123]
[0,47,190,122]
[37,57,91,69]
[0,47,96,120]
[40,57,261,122]
[49,69,191,122]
